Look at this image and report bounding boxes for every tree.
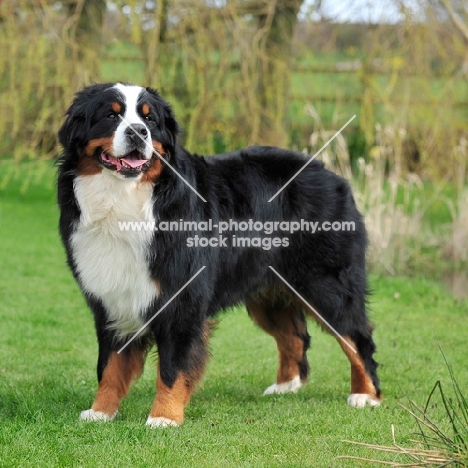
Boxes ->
[439,0,468,42]
[143,0,307,147]
[67,0,106,80]
[237,0,305,145]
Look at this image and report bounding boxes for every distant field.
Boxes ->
[0,160,467,467]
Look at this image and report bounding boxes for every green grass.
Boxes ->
[0,161,467,467]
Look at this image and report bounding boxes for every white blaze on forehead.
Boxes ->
[115,83,145,124]
[112,83,152,159]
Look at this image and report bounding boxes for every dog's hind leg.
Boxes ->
[296,277,381,408]
[246,294,310,395]
[337,330,381,407]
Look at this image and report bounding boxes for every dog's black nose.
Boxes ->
[125,123,148,142]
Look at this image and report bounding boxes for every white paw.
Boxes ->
[80,409,117,422]
[263,375,302,395]
[146,416,179,428]
[347,393,380,408]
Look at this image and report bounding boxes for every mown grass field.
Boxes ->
[0,160,467,467]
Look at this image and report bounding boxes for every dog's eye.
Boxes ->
[107,113,117,120]
[144,115,153,122]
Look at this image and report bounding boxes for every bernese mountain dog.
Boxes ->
[57,83,381,427]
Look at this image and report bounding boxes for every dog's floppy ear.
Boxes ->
[161,102,179,148]
[58,99,88,150]
[58,84,112,151]
[145,87,179,152]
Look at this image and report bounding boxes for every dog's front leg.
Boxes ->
[147,322,209,428]
[80,341,147,422]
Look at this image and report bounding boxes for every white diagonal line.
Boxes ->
[268,266,357,354]
[117,266,206,354]
[268,115,356,203]
[118,115,207,202]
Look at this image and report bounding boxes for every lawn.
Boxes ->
[0,160,467,467]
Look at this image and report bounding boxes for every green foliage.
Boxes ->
[0,1,102,159]
[346,127,368,169]
[2,0,468,179]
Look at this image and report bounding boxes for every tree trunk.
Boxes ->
[67,0,106,81]
[144,0,169,85]
[255,0,303,146]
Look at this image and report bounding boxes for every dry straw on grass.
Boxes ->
[340,425,462,466]
[339,350,468,467]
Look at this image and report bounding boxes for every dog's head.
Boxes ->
[58,83,179,179]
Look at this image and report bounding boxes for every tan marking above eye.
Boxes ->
[111,102,122,113]
[142,103,150,116]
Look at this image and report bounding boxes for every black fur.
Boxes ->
[57,83,380,416]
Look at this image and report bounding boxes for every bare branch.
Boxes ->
[440,0,468,42]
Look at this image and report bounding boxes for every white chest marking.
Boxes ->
[71,172,158,337]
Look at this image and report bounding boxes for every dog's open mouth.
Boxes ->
[99,150,152,175]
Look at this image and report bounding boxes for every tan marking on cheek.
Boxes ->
[339,336,379,399]
[79,136,114,176]
[152,141,165,156]
[111,102,122,113]
[140,158,163,184]
[140,141,165,183]
[91,349,146,416]
[77,154,102,176]
[142,103,150,116]
[83,136,114,157]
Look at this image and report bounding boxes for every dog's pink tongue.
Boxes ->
[101,152,122,170]
[121,157,147,168]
